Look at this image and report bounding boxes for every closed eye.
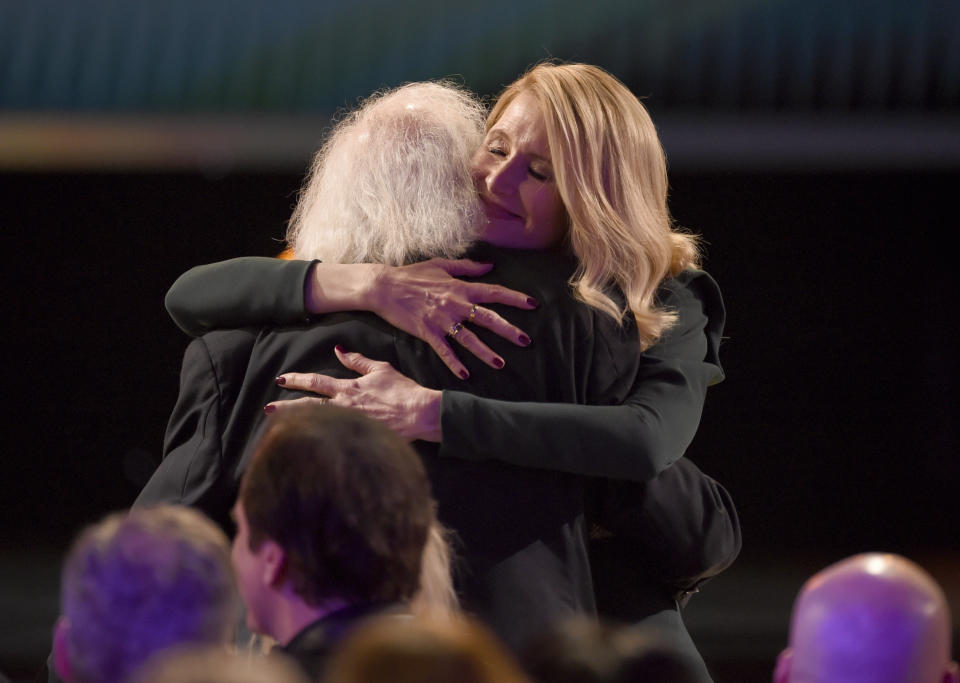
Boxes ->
[529,168,548,181]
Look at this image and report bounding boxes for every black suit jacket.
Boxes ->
[136,244,735,654]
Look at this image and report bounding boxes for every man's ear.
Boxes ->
[260,539,287,588]
[52,616,74,682]
[773,647,792,683]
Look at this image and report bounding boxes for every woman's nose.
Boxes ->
[486,158,519,197]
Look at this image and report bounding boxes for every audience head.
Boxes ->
[132,645,309,683]
[521,617,703,683]
[53,506,237,683]
[233,404,436,641]
[323,614,530,683]
[775,553,959,683]
[288,80,485,265]
[484,62,699,348]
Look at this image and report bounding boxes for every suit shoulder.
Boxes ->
[199,328,259,354]
[191,328,259,387]
[658,269,723,310]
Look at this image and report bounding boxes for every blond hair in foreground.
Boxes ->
[489,62,700,348]
[133,645,310,683]
[324,614,530,683]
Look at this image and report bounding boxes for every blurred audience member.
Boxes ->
[323,614,529,683]
[231,404,438,680]
[409,523,459,619]
[132,645,308,683]
[520,617,703,683]
[52,506,237,683]
[774,552,959,683]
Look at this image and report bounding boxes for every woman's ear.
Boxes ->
[52,616,74,682]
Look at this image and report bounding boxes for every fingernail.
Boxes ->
[493,357,504,369]
[264,404,276,414]
[275,376,286,385]
[459,369,469,380]
[518,334,531,346]
[526,297,538,307]
[335,345,346,353]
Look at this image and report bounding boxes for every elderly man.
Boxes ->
[774,553,959,683]
[229,404,435,679]
[51,505,236,683]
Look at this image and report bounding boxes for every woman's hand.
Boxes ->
[266,347,443,442]
[308,258,536,379]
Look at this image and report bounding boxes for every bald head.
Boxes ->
[775,553,958,683]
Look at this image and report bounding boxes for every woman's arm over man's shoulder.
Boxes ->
[165,257,313,336]
[438,269,726,481]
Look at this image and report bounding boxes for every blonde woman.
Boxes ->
[155,64,731,675]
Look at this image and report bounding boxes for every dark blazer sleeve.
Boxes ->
[134,333,250,530]
[165,257,314,336]
[597,458,741,592]
[438,270,725,482]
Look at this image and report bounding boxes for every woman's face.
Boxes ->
[472,93,566,249]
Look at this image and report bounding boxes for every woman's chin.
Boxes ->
[482,224,567,250]
[481,220,538,249]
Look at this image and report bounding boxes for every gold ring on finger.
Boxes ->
[448,321,464,338]
[467,304,480,323]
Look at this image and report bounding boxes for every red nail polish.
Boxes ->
[459,369,469,380]
[275,376,286,385]
[518,334,531,346]
[264,404,276,414]
[493,357,504,369]
[335,345,346,353]
[526,297,538,307]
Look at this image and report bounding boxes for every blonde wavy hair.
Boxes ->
[488,63,700,348]
[288,81,485,265]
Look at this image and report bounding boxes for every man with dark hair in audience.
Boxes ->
[230,403,435,680]
[50,505,237,683]
[774,552,959,683]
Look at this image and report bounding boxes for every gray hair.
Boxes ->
[287,81,485,265]
[60,506,238,683]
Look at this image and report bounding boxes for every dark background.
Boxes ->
[2,1,958,680]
